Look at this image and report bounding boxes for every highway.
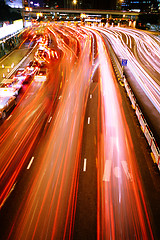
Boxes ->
[0,23,159,240]
[93,26,160,146]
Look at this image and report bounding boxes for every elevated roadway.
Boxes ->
[22,8,139,20]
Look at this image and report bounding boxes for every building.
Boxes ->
[121,0,159,12]
[42,0,117,9]
[5,0,23,8]
[7,0,159,11]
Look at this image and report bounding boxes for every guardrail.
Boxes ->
[106,40,160,171]
[107,42,124,81]
[6,43,38,79]
[123,76,160,170]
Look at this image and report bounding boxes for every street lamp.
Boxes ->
[73,0,77,9]
[116,0,123,10]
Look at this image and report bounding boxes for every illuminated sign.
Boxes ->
[122,59,128,66]
[0,19,23,39]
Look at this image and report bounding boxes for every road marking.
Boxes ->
[48,116,52,123]
[14,132,18,138]
[55,51,58,58]
[103,160,112,182]
[83,158,87,171]
[0,66,13,68]
[90,94,92,99]
[1,182,17,208]
[88,117,90,124]
[113,167,121,179]
[103,160,132,182]
[27,156,34,170]
[7,115,12,121]
[121,161,133,181]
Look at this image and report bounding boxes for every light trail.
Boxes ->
[89,29,155,239]
[0,90,50,208]
[0,24,158,240]
[6,24,93,239]
[96,27,160,113]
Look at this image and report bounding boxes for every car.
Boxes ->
[0,78,22,95]
[14,68,28,83]
[14,68,26,76]
[27,61,34,67]
[34,69,47,82]
[0,87,16,97]
[34,53,46,67]
[27,60,41,68]
[25,66,39,79]
[0,95,17,119]
[34,47,49,67]
[32,60,40,68]
[14,66,39,83]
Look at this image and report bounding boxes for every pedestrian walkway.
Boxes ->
[0,28,24,59]
[0,40,33,81]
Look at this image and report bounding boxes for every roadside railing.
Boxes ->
[107,41,160,171]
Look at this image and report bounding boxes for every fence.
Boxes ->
[123,76,160,170]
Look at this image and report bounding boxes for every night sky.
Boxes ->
[5,0,23,8]
[4,0,117,10]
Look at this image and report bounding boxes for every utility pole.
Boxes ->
[22,0,25,27]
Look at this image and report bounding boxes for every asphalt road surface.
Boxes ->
[0,24,159,240]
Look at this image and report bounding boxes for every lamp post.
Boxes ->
[22,0,25,27]
[73,0,77,9]
[116,0,123,10]
[120,0,124,9]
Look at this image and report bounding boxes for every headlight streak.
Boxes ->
[96,27,160,113]
[108,27,160,77]
[102,27,160,78]
[86,27,155,239]
[0,24,157,239]
[0,98,48,209]
[6,24,93,240]
[48,26,75,64]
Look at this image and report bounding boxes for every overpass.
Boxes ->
[23,8,139,21]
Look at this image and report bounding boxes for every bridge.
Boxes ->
[23,8,139,21]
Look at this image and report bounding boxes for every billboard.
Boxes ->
[5,0,23,8]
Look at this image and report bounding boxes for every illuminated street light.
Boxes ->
[73,0,77,9]
[37,12,43,20]
[116,0,123,10]
[25,7,32,11]
[80,13,86,18]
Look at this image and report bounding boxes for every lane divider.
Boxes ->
[83,158,87,172]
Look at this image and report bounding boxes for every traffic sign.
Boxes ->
[122,59,128,66]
